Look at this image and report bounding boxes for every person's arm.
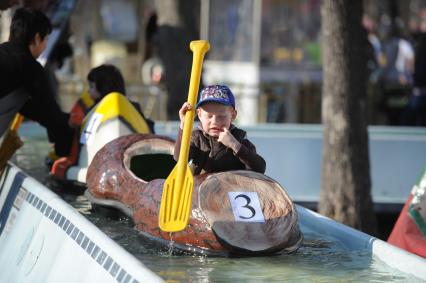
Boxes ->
[174,102,193,161]
[218,128,266,173]
[234,139,266,174]
[173,128,183,161]
[173,128,203,166]
[20,60,74,156]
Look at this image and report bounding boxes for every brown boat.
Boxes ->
[86,133,302,256]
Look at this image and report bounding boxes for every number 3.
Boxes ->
[234,194,256,219]
[228,191,265,223]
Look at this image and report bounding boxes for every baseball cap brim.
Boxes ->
[196,97,234,108]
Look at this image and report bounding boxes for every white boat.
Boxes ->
[50,91,153,184]
[1,162,425,282]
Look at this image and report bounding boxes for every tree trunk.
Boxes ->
[154,0,200,120]
[319,0,377,235]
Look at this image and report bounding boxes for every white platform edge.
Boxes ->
[0,164,163,283]
[2,161,425,282]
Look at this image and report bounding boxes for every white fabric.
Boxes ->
[396,39,414,73]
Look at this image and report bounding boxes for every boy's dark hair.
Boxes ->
[9,7,52,46]
[87,64,126,99]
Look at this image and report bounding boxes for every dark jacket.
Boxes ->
[0,41,73,156]
[174,124,266,175]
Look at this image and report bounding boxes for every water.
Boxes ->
[9,124,423,282]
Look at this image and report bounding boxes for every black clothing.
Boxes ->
[130,101,155,134]
[0,88,28,135]
[0,41,73,156]
[400,32,426,126]
[414,33,426,87]
[174,125,266,175]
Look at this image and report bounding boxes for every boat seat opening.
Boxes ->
[130,154,176,181]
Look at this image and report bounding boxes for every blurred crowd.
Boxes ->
[364,12,426,126]
[1,1,425,126]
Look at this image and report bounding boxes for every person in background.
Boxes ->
[377,21,415,125]
[174,85,265,175]
[45,40,73,99]
[0,7,73,156]
[82,64,155,133]
[401,13,426,126]
[363,14,382,73]
[49,64,156,175]
[86,64,125,104]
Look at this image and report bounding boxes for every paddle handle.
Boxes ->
[11,114,24,131]
[178,40,210,168]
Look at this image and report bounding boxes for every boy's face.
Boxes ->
[197,102,237,137]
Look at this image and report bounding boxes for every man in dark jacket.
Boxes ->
[0,7,73,156]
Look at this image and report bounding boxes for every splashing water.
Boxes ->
[167,232,175,256]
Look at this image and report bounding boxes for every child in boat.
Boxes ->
[69,64,155,133]
[49,64,155,173]
[174,84,266,175]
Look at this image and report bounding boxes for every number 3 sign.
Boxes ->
[228,192,265,223]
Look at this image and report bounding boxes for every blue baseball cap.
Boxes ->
[196,85,235,108]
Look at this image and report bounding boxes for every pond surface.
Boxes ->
[10,124,423,282]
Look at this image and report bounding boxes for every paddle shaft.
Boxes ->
[158,40,210,232]
[176,41,210,184]
[10,114,24,131]
[0,113,24,175]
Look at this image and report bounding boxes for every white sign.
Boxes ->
[228,192,265,222]
[80,113,103,145]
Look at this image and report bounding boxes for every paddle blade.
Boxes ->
[159,165,194,232]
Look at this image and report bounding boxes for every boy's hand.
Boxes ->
[218,128,241,153]
[179,102,192,129]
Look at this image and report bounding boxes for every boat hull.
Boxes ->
[86,134,302,255]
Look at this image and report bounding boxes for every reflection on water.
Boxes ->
[10,126,421,283]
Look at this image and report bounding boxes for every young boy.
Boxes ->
[174,85,266,175]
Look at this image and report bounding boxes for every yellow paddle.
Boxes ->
[159,40,210,232]
[0,113,24,176]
